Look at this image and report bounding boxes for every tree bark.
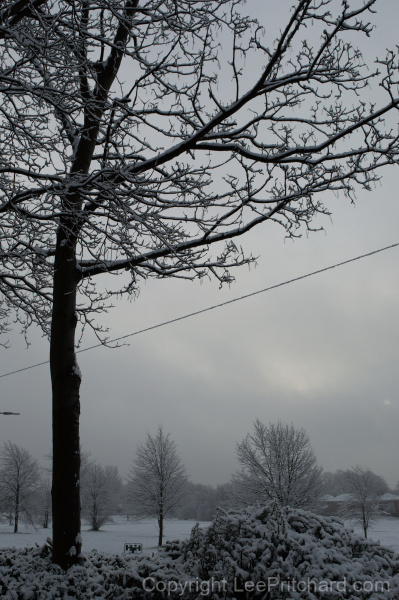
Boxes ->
[50,237,82,569]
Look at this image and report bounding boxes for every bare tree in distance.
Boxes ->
[323,468,389,498]
[81,462,123,531]
[232,420,323,509]
[38,475,52,529]
[322,470,349,497]
[340,465,388,538]
[0,441,41,532]
[126,426,188,546]
[176,482,234,521]
[1,0,399,566]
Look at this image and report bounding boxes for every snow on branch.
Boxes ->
[1,0,399,339]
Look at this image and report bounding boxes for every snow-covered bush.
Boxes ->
[172,503,399,599]
[0,546,162,599]
[0,504,398,599]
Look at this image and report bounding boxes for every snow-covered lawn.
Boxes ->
[351,518,399,552]
[0,515,398,555]
[0,517,212,555]
[0,516,399,554]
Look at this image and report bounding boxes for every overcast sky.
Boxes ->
[1,0,398,489]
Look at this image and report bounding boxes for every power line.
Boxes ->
[1,242,398,380]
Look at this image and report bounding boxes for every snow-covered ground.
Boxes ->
[351,518,399,552]
[0,517,212,556]
[0,516,398,555]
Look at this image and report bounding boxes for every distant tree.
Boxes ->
[38,475,52,529]
[0,442,41,532]
[81,462,123,531]
[323,469,389,499]
[232,420,323,510]
[105,465,125,516]
[126,427,187,546]
[176,482,233,521]
[322,470,349,497]
[340,465,388,538]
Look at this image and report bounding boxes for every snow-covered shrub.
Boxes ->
[172,503,399,599]
[0,543,196,600]
[0,505,398,599]
[0,547,135,599]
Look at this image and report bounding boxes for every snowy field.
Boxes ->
[0,516,398,556]
[352,518,399,553]
[0,517,212,556]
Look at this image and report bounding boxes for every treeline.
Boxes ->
[175,482,233,521]
[0,442,126,532]
[1,432,398,535]
[0,441,49,532]
[322,469,390,497]
[0,440,234,532]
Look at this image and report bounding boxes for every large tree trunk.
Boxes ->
[50,238,82,569]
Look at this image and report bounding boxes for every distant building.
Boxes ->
[319,493,399,518]
[319,494,351,516]
[379,493,399,517]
